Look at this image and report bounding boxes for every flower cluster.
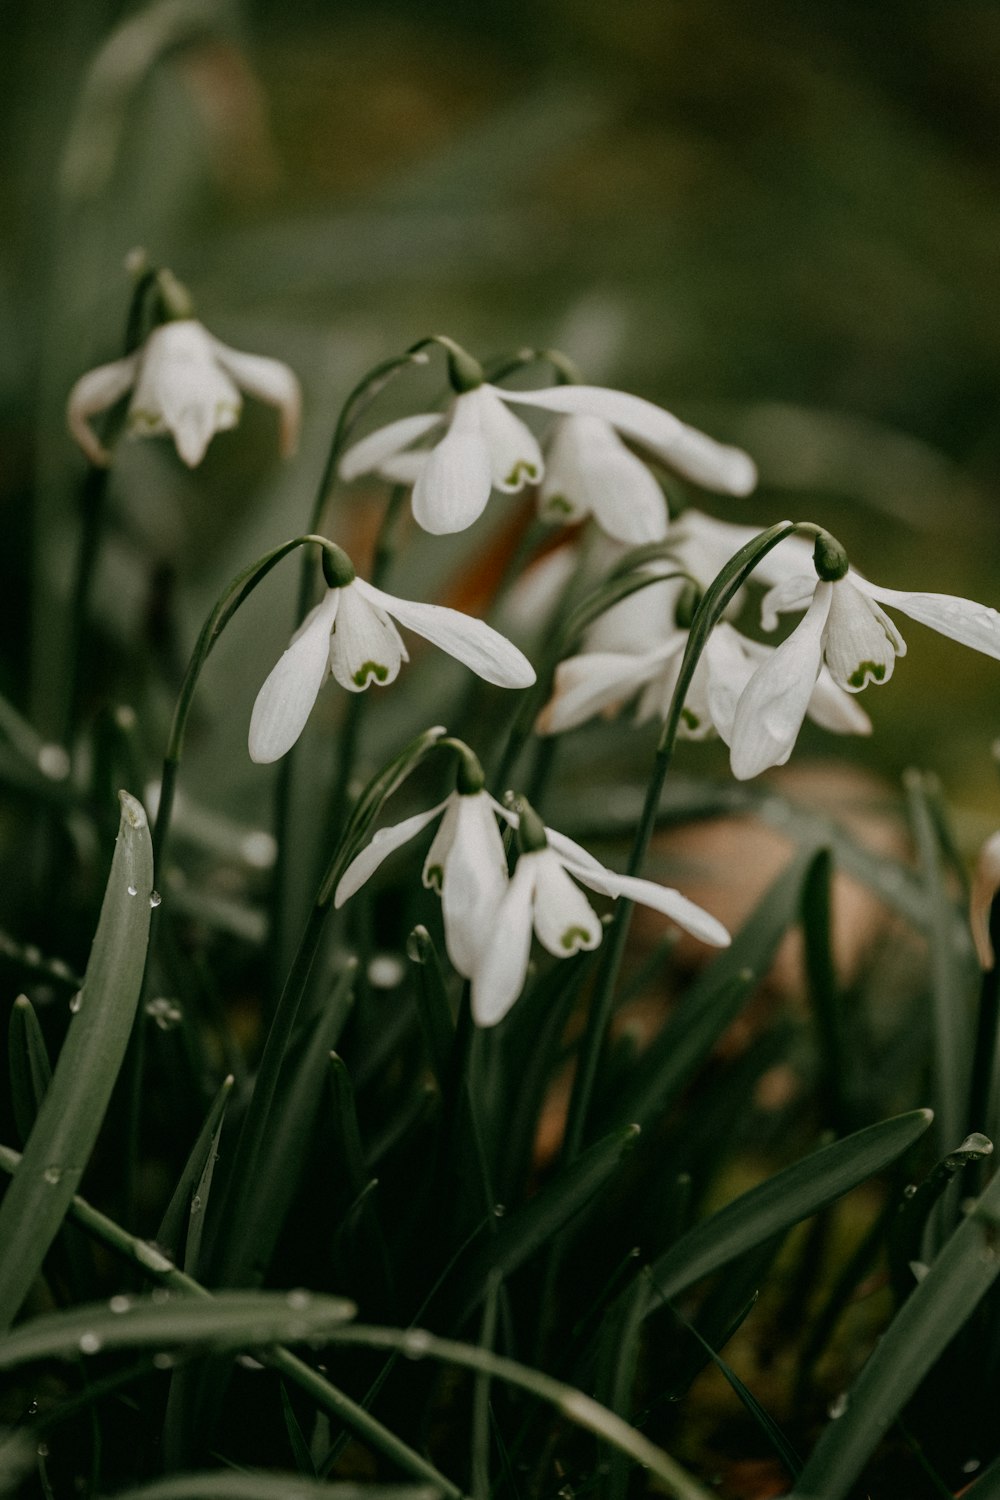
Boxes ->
[334,779,730,1027]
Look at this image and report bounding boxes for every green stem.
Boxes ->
[0,1145,462,1498]
[560,520,801,1163]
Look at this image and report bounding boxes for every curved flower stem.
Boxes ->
[152,534,337,873]
[560,520,802,1164]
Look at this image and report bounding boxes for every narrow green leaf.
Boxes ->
[107,1479,435,1500]
[281,1381,319,1477]
[8,995,53,1144]
[455,1126,640,1322]
[905,768,977,1153]
[600,851,815,1134]
[407,926,454,1090]
[889,1132,994,1294]
[636,1109,933,1314]
[0,791,152,1331]
[802,850,852,1134]
[0,1291,356,1371]
[235,963,357,1288]
[0,1143,461,1499]
[324,1324,715,1500]
[471,1272,501,1500]
[791,1164,1000,1500]
[156,1075,234,1260]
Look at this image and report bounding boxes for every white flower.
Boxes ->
[335,788,509,979]
[248,577,536,764]
[472,818,731,1027]
[537,619,870,745]
[335,787,731,1027]
[729,570,1000,780]
[668,509,815,591]
[67,319,302,468]
[537,414,668,544]
[339,382,757,537]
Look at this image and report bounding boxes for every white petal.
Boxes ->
[858,576,1000,662]
[541,414,667,543]
[823,580,904,692]
[328,582,407,692]
[472,855,538,1027]
[409,393,492,533]
[440,792,511,977]
[476,385,543,492]
[536,649,668,734]
[703,624,759,744]
[759,573,817,633]
[501,386,757,496]
[335,800,449,907]
[375,451,429,485]
[355,578,536,688]
[66,352,140,465]
[805,666,874,736]
[583,572,686,654]
[248,591,339,763]
[208,337,302,456]
[422,794,461,893]
[531,849,603,957]
[339,412,444,482]
[537,416,592,524]
[129,321,240,467]
[562,859,730,947]
[729,584,831,780]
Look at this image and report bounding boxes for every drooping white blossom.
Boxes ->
[248,578,535,764]
[68,319,301,468]
[728,570,1000,780]
[339,380,757,538]
[471,815,731,1027]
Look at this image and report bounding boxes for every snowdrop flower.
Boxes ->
[335,754,509,980]
[971,831,1000,970]
[728,534,1000,780]
[538,617,870,746]
[68,318,301,468]
[339,366,757,537]
[248,552,535,764]
[536,414,669,544]
[472,800,730,1027]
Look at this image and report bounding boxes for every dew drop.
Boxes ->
[78,1332,102,1355]
[402,1330,431,1358]
[126,884,138,897]
[286,1289,311,1311]
[43,1166,62,1185]
[493,1203,506,1218]
[152,1352,174,1370]
[27,1399,38,1415]
[237,1354,265,1370]
[902,1183,917,1199]
[135,1241,173,1273]
[69,991,83,1014]
[367,953,405,990]
[36,1442,49,1459]
[241,831,277,869]
[827,1392,849,1419]
[149,890,162,909]
[145,997,182,1031]
[108,1295,131,1314]
[189,1194,202,1215]
[963,1458,981,1475]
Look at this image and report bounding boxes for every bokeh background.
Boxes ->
[3,0,1000,846]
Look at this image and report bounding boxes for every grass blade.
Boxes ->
[107,1479,436,1500]
[791,1163,1000,1500]
[155,1075,234,1260]
[636,1109,934,1312]
[599,850,817,1134]
[8,994,53,1144]
[0,1291,356,1370]
[0,791,152,1330]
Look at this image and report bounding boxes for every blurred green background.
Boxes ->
[3,0,1000,845]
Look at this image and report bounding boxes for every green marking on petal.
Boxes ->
[561,925,592,952]
[543,494,574,516]
[848,660,886,688]
[681,707,700,730]
[425,865,443,893]
[506,461,540,486]
[352,661,390,687]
